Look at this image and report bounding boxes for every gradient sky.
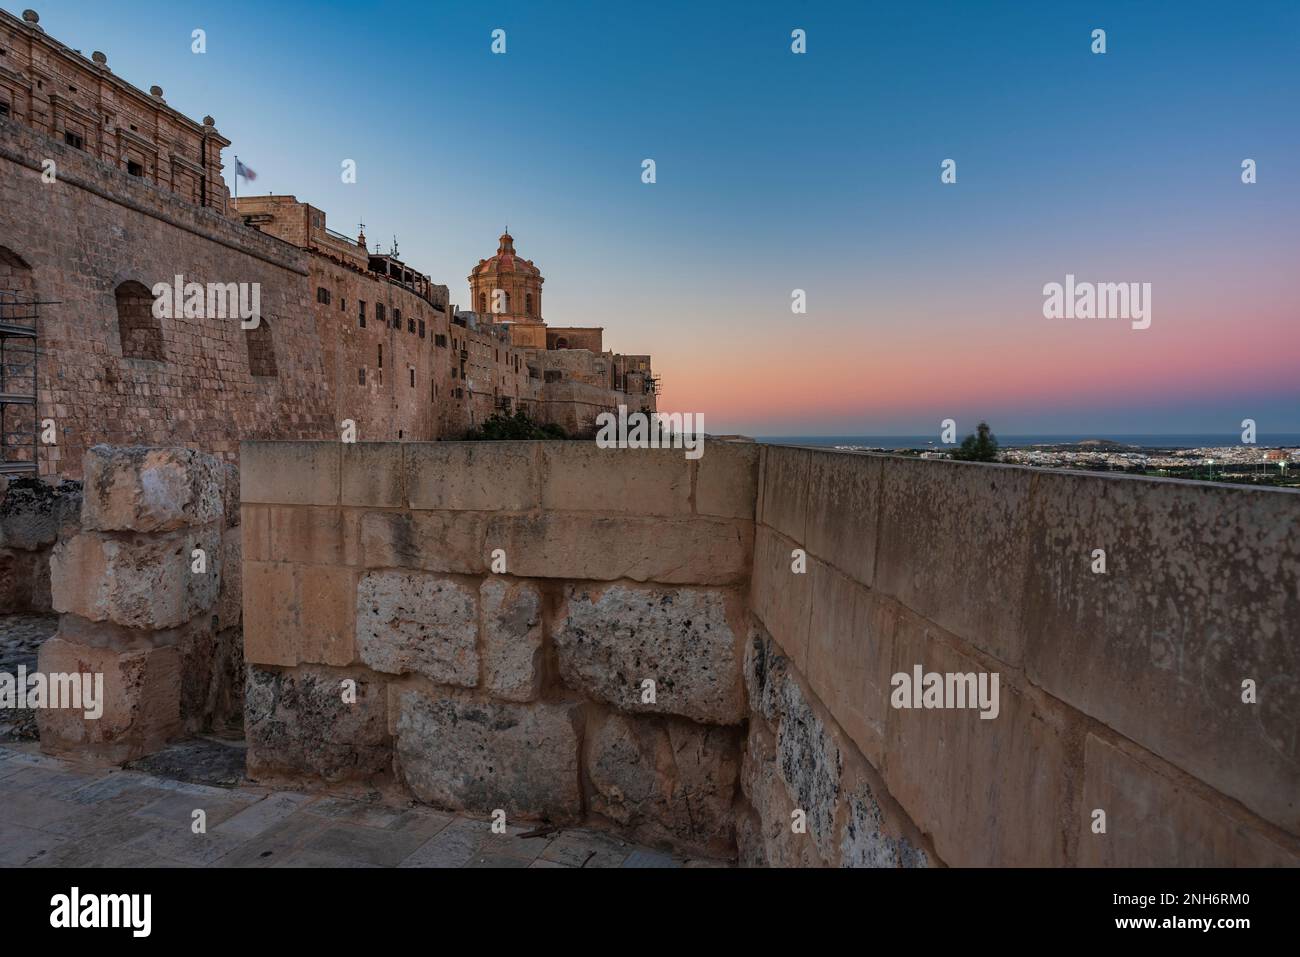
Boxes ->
[28,0,1300,435]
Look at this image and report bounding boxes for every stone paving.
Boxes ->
[0,613,57,742]
[0,742,729,868]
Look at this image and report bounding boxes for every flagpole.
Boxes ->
[234,154,238,200]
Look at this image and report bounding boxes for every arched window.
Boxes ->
[246,316,277,377]
[115,280,165,361]
[555,336,568,350]
[478,292,486,313]
[526,292,533,316]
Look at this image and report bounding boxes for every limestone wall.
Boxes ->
[745,446,1300,867]
[239,439,758,856]
[39,446,243,760]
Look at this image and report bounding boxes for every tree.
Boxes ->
[952,421,1000,462]
[464,409,567,441]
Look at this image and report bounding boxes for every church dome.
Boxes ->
[473,231,541,278]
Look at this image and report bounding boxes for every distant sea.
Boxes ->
[756,434,1300,451]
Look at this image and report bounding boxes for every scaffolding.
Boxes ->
[0,290,42,476]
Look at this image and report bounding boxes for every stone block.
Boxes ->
[243,561,356,667]
[553,584,746,725]
[240,441,339,506]
[356,571,478,686]
[585,709,740,853]
[804,450,881,586]
[749,524,812,671]
[51,527,221,630]
[216,525,242,632]
[360,510,486,574]
[540,443,691,516]
[883,613,1071,866]
[241,504,271,562]
[480,578,543,702]
[1079,734,1298,866]
[875,457,1033,666]
[220,461,240,528]
[772,666,844,863]
[1023,472,1300,834]
[738,721,825,867]
[80,445,224,532]
[36,636,182,763]
[393,688,582,822]
[341,443,404,508]
[805,564,895,768]
[268,505,348,565]
[405,442,538,511]
[244,665,391,783]
[489,512,751,586]
[694,440,759,520]
[759,444,811,543]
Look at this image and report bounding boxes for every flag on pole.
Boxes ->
[235,158,257,182]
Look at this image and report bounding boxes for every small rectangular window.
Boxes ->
[378,344,383,369]
[410,368,415,388]
[435,334,447,348]
[408,318,415,334]
[316,287,331,305]
[126,160,143,177]
[341,298,346,312]
[65,130,84,150]
[359,301,366,327]
[358,368,366,385]
[451,368,458,379]
[394,308,401,329]
[0,102,11,117]
[376,303,386,324]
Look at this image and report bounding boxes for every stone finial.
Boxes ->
[203,115,215,126]
[149,85,163,98]
[91,51,107,66]
[21,9,39,24]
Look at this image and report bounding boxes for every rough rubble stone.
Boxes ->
[394,688,581,822]
[480,578,543,702]
[585,709,740,853]
[840,783,930,868]
[0,477,83,551]
[774,671,844,863]
[355,571,478,686]
[553,584,745,725]
[244,665,390,782]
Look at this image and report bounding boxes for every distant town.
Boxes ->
[896,440,1299,487]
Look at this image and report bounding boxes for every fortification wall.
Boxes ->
[33,438,1296,865]
[0,117,335,478]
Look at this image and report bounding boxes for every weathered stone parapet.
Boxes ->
[746,444,1300,866]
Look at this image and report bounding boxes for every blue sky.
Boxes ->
[27,0,1300,435]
